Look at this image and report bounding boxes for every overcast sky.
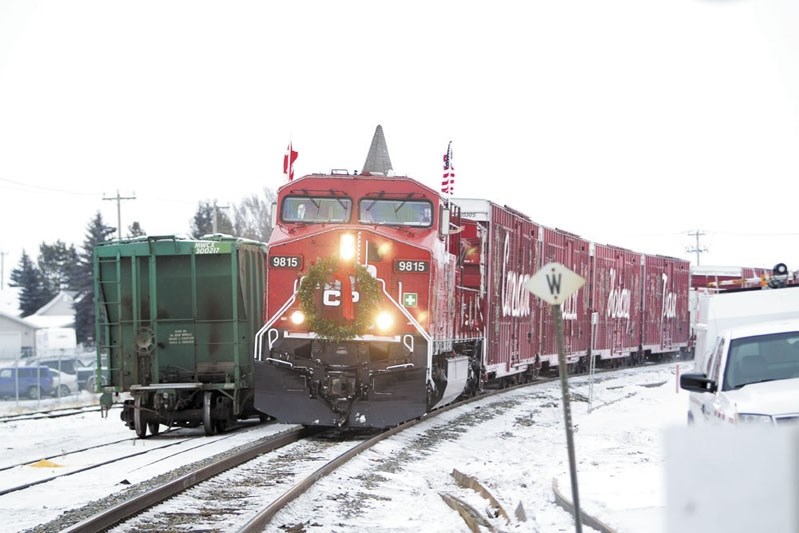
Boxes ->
[2,1,798,287]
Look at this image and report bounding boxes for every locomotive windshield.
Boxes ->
[359,199,433,227]
[282,196,352,223]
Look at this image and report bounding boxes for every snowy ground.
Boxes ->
[266,363,690,533]
[0,363,692,532]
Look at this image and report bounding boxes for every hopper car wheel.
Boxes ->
[203,391,218,436]
[134,395,147,439]
[148,422,160,436]
[216,397,234,433]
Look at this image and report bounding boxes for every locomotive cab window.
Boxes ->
[282,196,352,223]
[359,199,433,227]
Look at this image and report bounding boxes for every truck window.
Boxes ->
[724,330,799,390]
[709,338,725,385]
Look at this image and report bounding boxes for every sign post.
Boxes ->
[525,262,586,533]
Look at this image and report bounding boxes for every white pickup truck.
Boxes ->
[692,284,799,376]
[680,318,799,425]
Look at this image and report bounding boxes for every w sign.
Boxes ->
[524,262,585,305]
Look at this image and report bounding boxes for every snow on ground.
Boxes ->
[0,363,690,532]
[266,363,689,533]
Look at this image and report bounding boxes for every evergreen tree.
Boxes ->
[127,221,145,238]
[233,187,275,243]
[190,201,214,238]
[9,250,53,316]
[74,212,116,347]
[190,200,233,238]
[38,240,80,293]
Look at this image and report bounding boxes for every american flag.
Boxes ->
[283,141,298,181]
[441,141,454,195]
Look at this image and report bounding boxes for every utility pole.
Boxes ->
[103,190,137,240]
[212,204,230,234]
[686,229,708,266]
[0,249,6,290]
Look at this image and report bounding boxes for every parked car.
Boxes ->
[51,369,79,397]
[680,318,799,425]
[0,366,55,400]
[28,355,97,391]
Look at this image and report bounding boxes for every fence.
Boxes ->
[0,353,100,407]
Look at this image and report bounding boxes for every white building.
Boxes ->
[0,289,77,359]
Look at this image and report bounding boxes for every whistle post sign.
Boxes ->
[524,262,585,305]
[524,260,587,531]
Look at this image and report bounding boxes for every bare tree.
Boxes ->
[233,187,275,243]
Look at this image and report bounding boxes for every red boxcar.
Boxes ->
[536,226,592,370]
[450,199,541,380]
[642,254,691,357]
[589,243,644,363]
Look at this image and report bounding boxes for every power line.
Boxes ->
[686,229,708,265]
[0,176,99,196]
[103,190,137,240]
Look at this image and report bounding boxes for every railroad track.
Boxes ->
[45,373,548,532]
[4,421,292,532]
[0,403,114,424]
[1,427,218,497]
[22,360,680,532]
[57,426,314,532]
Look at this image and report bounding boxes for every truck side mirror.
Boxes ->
[680,373,717,394]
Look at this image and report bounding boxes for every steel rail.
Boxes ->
[61,427,311,533]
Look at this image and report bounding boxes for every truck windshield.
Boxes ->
[358,199,433,227]
[723,331,799,390]
[282,196,352,223]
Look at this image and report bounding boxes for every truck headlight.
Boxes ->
[737,413,773,425]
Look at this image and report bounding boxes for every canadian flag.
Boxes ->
[283,142,298,181]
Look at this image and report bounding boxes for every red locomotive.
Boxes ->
[253,126,690,428]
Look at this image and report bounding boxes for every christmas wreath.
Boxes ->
[298,256,381,341]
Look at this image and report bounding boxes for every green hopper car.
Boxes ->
[94,235,268,437]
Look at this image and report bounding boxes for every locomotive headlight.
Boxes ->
[290,310,305,325]
[375,310,394,332]
[339,233,356,262]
